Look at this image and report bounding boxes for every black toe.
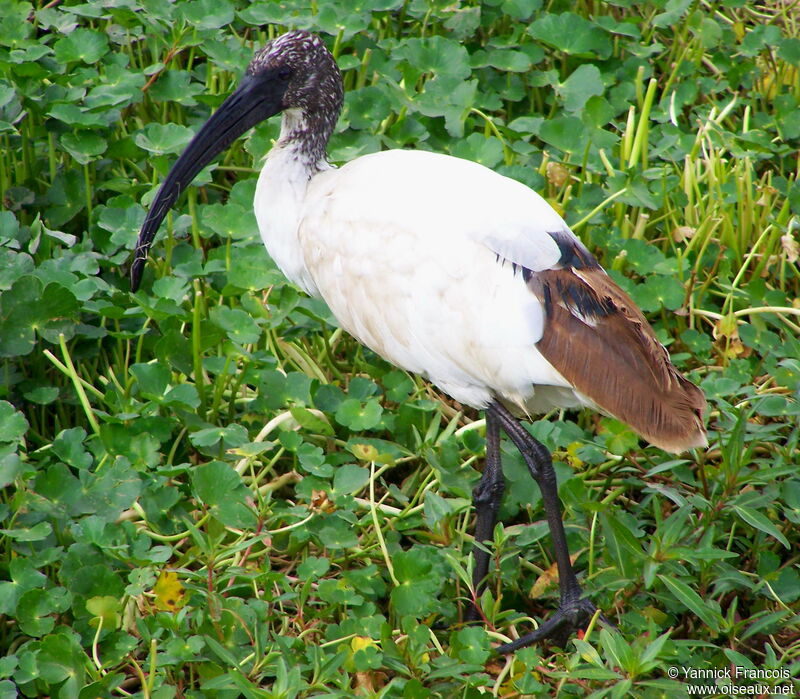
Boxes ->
[495,597,604,653]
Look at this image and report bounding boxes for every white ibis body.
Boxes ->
[132,30,707,652]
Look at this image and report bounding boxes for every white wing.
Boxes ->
[296,149,584,411]
[326,150,570,272]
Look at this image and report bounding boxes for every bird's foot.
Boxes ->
[495,597,606,654]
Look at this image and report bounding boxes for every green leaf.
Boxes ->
[528,13,612,58]
[149,70,203,105]
[0,247,33,292]
[778,37,800,65]
[202,199,259,241]
[637,275,686,312]
[135,123,194,155]
[17,589,56,637]
[86,595,121,627]
[380,371,413,403]
[412,76,478,137]
[0,277,79,356]
[732,504,790,549]
[37,632,86,688]
[297,556,330,580]
[23,386,59,405]
[0,0,34,45]
[316,515,359,549]
[425,490,457,530]
[209,306,262,345]
[202,635,241,668]
[180,0,234,30]
[60,131,107,164]
[191,461,256,528]
[645,276,686,311]
[297,442,332,477]
[335,398,383,431]
[80,454,143,522]
[347,377,379,401]
[538,115,587,153]
[394,37,471,79]
[390,548,442,617]
[163,383,201,410]
[0,401,27,443]
[583,95,614,127]
[290,406,334,435]
[97,203,146,248]
[346,438,403,465]
[657,574,724,632]
[0,521,52,542]
[33,463,84,517]
[45,170,87,227]
[53,28,108,64]
[85,63,145,110]
[346,85,393,130]
[450,133,504,168]
[52,427,92,470]
[10,649,36,685]
[332,464,369,495]
[500,0,542,19]
[482,48,531,72]
[190,424,249,449]
[130,363,170,398]
[227,245,283,290]
[559,64,604,113]
[314,383,345,412]
[508,115,544,136]
[0,558,47,615]
[651,0,693,27]
[695,17,723,48]
[48,103,107,128]
[601,511,643,579]
[451,626,490,664]
[739,24,782,57]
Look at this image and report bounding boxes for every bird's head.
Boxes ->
[249,31,343,127]
[130,30,342,291]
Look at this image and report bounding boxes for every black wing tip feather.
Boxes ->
[547,230,600,270]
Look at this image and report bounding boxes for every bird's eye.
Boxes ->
[277,66,292,81]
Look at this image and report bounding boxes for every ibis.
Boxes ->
[131,30,707,652]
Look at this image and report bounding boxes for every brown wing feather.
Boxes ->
[529,267,707,453]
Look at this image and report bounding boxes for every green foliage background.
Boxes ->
[1,0,800,696]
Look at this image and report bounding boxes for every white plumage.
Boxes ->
[258,147,583,413]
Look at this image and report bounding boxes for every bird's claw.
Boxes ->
[495,597,606,654]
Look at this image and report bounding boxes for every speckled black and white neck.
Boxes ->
[250,31,343,172]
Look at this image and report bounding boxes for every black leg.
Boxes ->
[466,408,504,621]
[487,400,601,653]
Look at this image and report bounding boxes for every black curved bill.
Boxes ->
[131,71,286,291]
